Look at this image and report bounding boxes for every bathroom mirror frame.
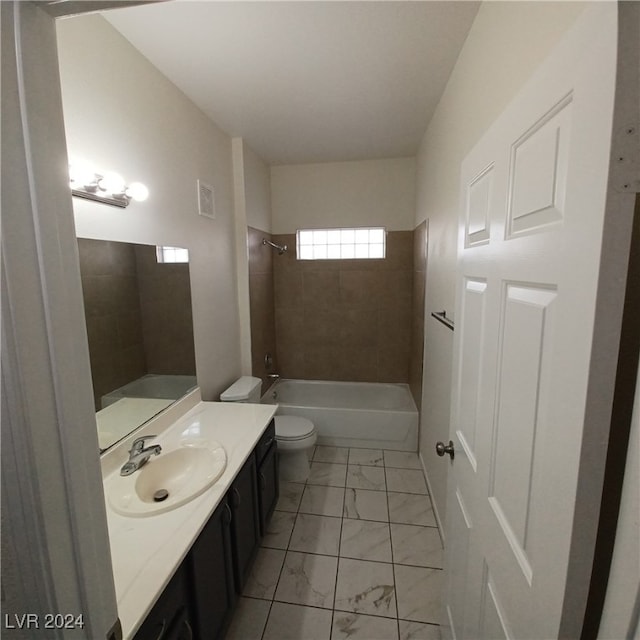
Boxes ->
[77,237,197,453]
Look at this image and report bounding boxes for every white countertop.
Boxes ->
[101,399,277,639]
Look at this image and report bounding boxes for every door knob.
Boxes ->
[436,440,455,460]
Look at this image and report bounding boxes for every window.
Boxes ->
[156,246,189,264]
[296,227,386,260]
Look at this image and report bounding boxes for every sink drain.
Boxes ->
[153,489,169,502]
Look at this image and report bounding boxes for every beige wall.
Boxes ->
[271,157,416,234]
[243,142,272,233]
[415,1,587,532]
[232,138,273,377]
[57,15,241,400]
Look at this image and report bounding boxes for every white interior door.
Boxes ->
[442,5,618,639]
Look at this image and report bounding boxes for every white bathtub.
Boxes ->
[263,379,418,451]
[101,374,197,409]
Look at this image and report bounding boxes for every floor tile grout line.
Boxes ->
[265,596,405,621]
[330,492,346,637]
[332,605,402,621]
[256,447,444,637]
[259,598,274,640]
[267,488,306,612]
[386,478,401,626]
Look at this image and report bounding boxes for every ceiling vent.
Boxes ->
[197,180,216,219]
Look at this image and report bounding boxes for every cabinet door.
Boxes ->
[165,609,194,640]
[230,454,261,592]
[134,564,189,640]
[188,498,236,640]
[257,443,279,536]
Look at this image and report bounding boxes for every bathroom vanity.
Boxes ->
[101,395,278,640]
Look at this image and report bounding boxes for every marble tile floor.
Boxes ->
[226,446,443,640]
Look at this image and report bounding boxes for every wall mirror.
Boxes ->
[77,238,197,452]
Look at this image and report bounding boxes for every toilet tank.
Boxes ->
[220,376,262,403]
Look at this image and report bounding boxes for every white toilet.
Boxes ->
[220,376,317,482]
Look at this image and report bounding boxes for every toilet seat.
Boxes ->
[275,416,315,441]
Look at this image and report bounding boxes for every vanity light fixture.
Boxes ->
[69,160,149,208]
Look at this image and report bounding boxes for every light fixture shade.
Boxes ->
[126,182,149,202]
[69,159,148,208]
[69,159,97,189]
[99,172,126,195]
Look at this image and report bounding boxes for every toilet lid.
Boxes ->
[275,416,315,441]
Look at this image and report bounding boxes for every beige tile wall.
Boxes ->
[78,239,196,411]
[78,238,147,410]
[135,245,196,376]
[409,221,427,410]
[271,231,413,383]
[248,227,278,391]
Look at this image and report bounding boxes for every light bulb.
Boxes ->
[126,182,149,202]
[69,159,98,189]
[99,172,126,195]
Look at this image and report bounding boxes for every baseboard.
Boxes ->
[419,450,446,547]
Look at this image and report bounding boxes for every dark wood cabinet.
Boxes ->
[188,498,236,640]
[135,422,279,640]
[134,563,190,640]
[256,421,278,536]
[165,610,194,640]
[229,454,261,592]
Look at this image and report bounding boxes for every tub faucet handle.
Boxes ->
[267,374,280,380]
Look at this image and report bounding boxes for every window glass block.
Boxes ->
[355,243,369,258]
[341,244,355,259]
[298,245,314,260]
[313,229,328,245]
[156,246,189,263]
[327,229,341,244]
[369,243,384,259]
[296,227,385,261]
[313,244,328,259]
[341,229,356,244]
[299,230,314,245]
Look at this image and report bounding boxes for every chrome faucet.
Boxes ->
[120,435,162,476]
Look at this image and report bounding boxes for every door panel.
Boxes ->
[443,5,618,638]
[490,283,557,569]
[479,567,510,640]
[466,165,494,247]
[445,490,471,640]
[506,96,572,238]
[455,278,488,468]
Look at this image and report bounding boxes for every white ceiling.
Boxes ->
[103,1,479,165]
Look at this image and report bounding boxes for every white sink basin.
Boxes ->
[106,442,226,517]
